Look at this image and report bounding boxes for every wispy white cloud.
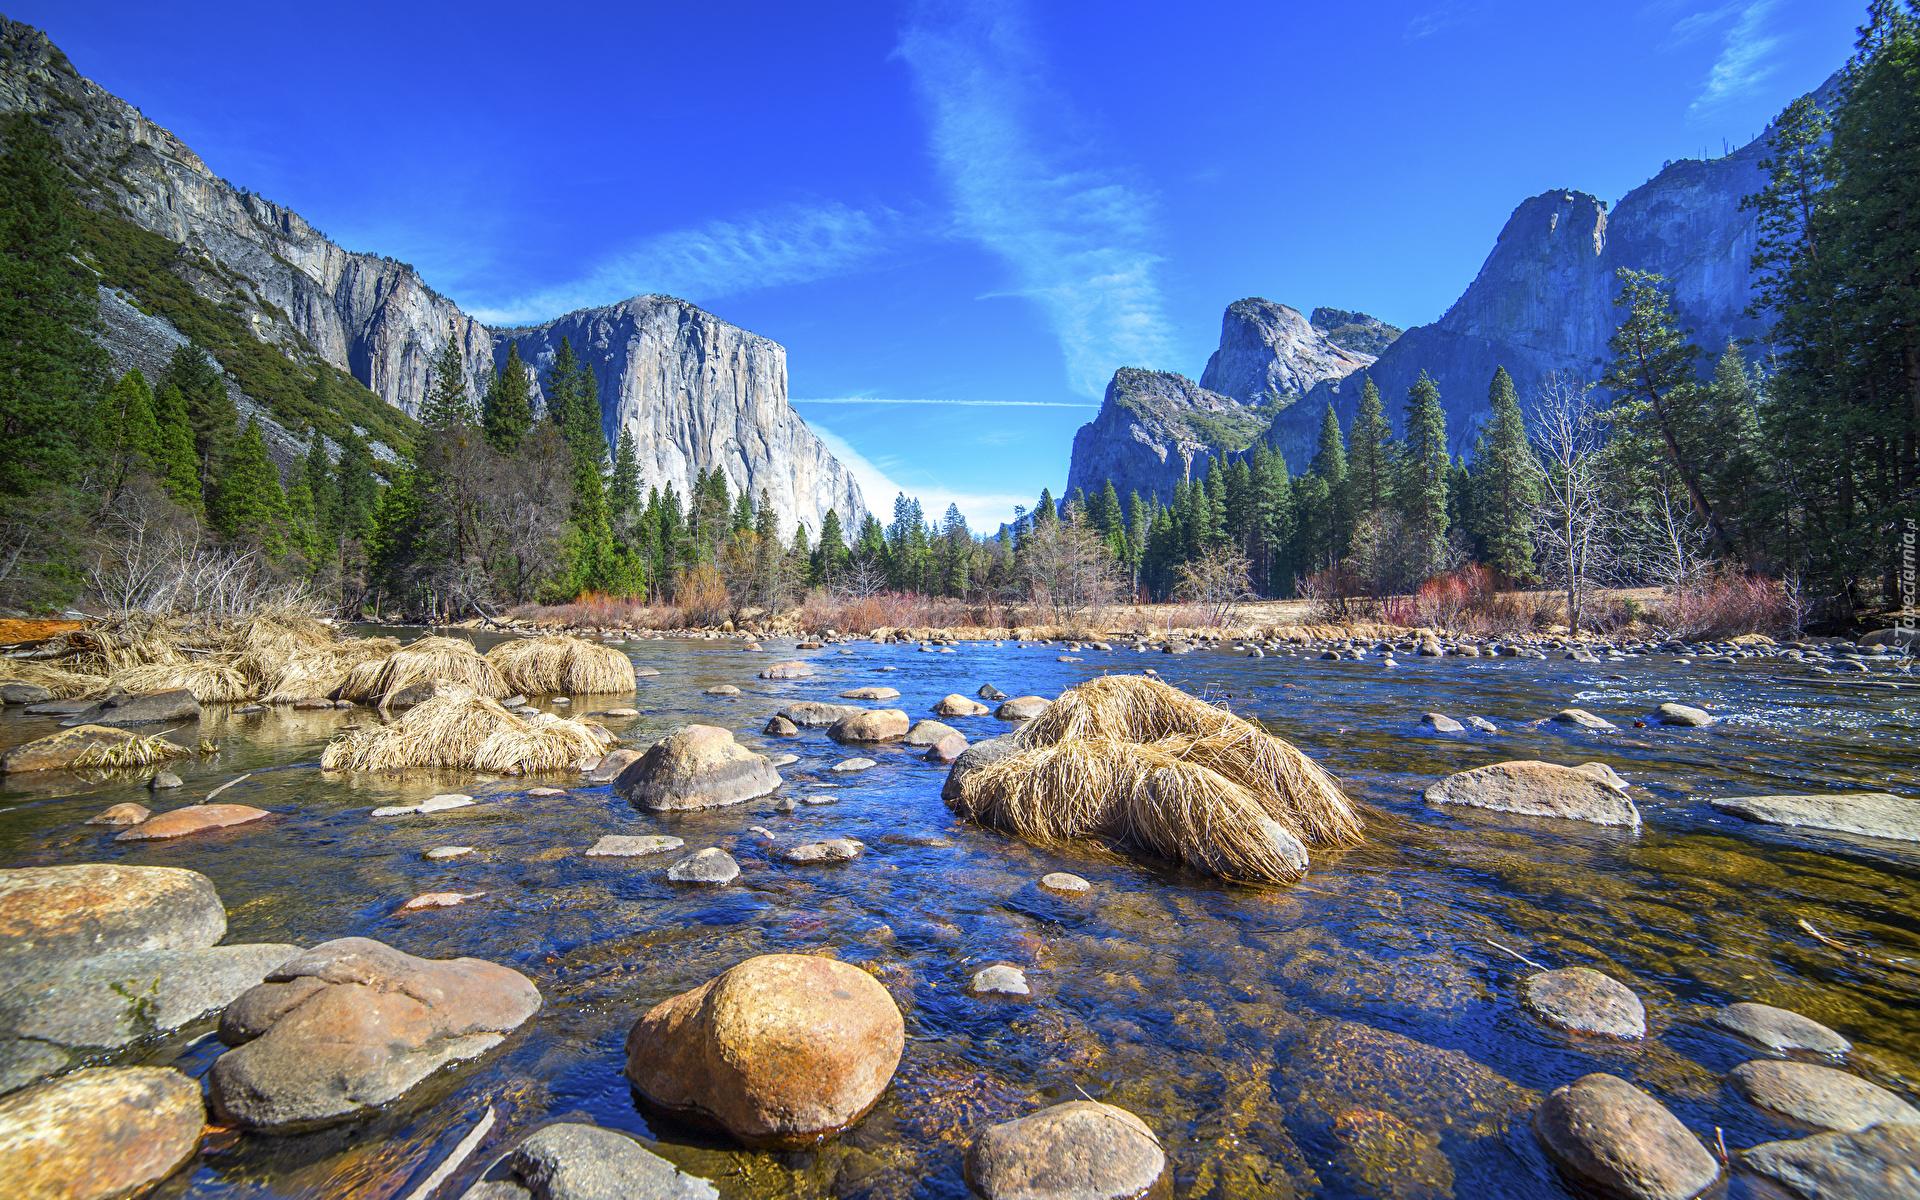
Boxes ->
[468,201,902,326]
[793,396,1096,408]
[1685,0,1783,115]
[896,0,1174,398]
[1404,2,1485,39]
[811,423,1036,530]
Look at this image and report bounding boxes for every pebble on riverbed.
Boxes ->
[1423,761,1642,827]
[1040,872,1090,892]
[85,802,149,826]
[831,758,877,773]
[423,845,473,860]
[586,835,685,857]
[371,793,474,818]
[666,847,740,884]
[1708,1002,1851,1055]
[970,964,1031,995]
[1552,708,1621,731]
[1533,1073,1719,1200]
[399,890,486,910]
[1523,967,1647,1038]
[780,838,864,864]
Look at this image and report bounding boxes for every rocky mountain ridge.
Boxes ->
[0,17,865,532]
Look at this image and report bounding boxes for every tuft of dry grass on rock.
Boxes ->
[321,684,604,773]
[103,659,252,704]
[261,637,399,704]
[954,739,1311,883]
[72,732,193,768]
[40,612,184,675]
[338,635,505,707]
[486,634,636,696]
[0,660,109,698]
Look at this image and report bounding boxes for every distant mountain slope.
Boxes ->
[1197,298,1374,405]
[1064,368,1251,503]
[1263,78,1837,468]
[0,17,865,531]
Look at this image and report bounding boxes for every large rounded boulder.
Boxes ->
[207,937,540,1129]
[0,865,225,973]
[614,725,781,811]
[624,953,904,1148]
[0,1067,205,1200]
[965,1101,1165,1200]
[1423,761,1641,827]
[827,709,910,744]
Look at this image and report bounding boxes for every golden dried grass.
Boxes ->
[261,638,399,704]
[0,660,109,698]
[41,613,184,675]
[1015,674,1361,848]
[485,634,636,696]
[321,684,604,773]
[71,732,193,769]
[337,635,505,707]
[953,739,1310,883]
[103,659,252,704]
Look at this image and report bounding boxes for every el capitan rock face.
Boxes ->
[0,17,867,534]
[496,298,867,536]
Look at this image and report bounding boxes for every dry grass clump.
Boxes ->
[104,659,252,704]
[261,638,399,704]
[321,685,604,773]
[950,674,1362,882]
[338,635,505,707]
[954,740,1310,883]
[486,634,636,696]
[0,660,109,698]
[72,732,193,768]
[40,612,184,675]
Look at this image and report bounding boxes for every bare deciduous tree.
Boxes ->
[1175,545,1253,627]
[1022,518,1123,627]
[1528,374,1617,637]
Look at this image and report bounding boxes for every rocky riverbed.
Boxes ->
[1,627,1916,1199]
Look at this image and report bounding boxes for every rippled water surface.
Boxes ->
[4,633,1918,1200]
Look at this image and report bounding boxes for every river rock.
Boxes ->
[584,749,643,784]
[933,694,991,717]
[1657,703,1715,727]
[0,942,300,1090]
[0,1067,205,1200]
[1466,715,1500,733]
[1575,762,1630,793]
[1708,793,1920,843]
[760,661,814,680]
[1423,761,1642,827]
[777,702,865,728]
[905,719,959,746]
[925,733,969,763]
[115,803,270,841]
[586,835,685,857]
[85,802,149,826]
[208,937,541,1129]
[964,1101,1164,1200]
[831,758,876,773]
[977,684,1008,701]
[1421,713,1465,733]
[943,734,1020,802]
[1741,1124,1920,1199]
[1708,1002,1851,1055]
[0,864,226,973]
[1552,708,1620,731]
[1534,1073,1718,1200]
[58,689,201,728]
[615,725,781,811]
[763,715,798,736]
[828,709,909,743]
[0,725,161,773]
[780,838,864,864]
[148,770,183,789]
[1279,1019,1535,1139]
[840,686,900,700]
[667,848,740,884]
[623,953,904,1147]
[996,696,1051,720]
[1523,967,1646,1038]
[1729,1060,1920,1132]
[0,682,54,704]
[970,964,1030,995]
[425,846,473,860]
[1040,872,1090,892]
[499,1122,719,1200]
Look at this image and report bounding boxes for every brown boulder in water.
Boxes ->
[614,725,781,811]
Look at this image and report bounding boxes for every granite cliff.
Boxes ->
[1197,298,1375,405]
[497,298,866,534]
[1065,368,1248,504]
[0,17,865,531]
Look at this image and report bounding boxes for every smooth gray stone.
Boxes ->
[1708,793,1920,843]
[666,848,739,884]
[942,734,1020,802]
[1709,1002,1851,1055]
[508,1122,718,1200]
[1730,1060,1920,1132]
[1656,702,1714,726]
[1741,1124,1920,1199]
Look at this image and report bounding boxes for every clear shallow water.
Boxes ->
[3,634,1918,1200]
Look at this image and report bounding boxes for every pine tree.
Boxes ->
[161,342,236,485]
[151,384,202,513]
[210,420,291,557]
[285,477,321,569]
[303,434,336,536]
[1035,487,1055,524]
[1309,403,1348,563]
[1397,371,1451,571]
[753,487,781,608]
[814,508,847,587]
[101,370,163,489]
[0,114,107,494]
[335,434,379,541]
[482,343,534,454]
[1345,377,1396,523]
[609,428,641,520]
[418,328,472,429]
[1466,365,1539,580]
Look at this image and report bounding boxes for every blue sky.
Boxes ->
[25,0,1858,527]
